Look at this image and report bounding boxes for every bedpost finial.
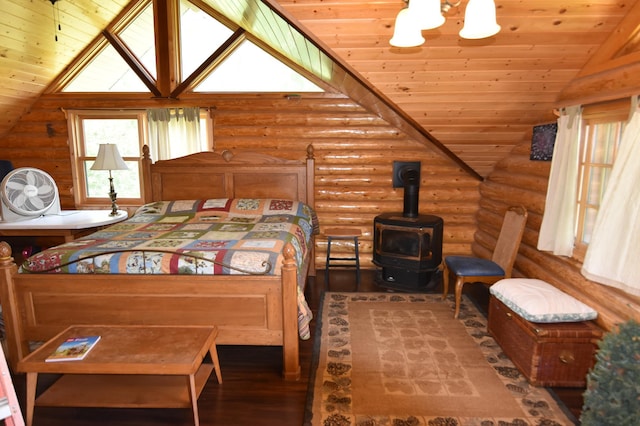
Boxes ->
[142,145,150,160]
[282,243,295,264]
[306,144,314,160]
[222,150,234,162]
[0,241,13,262]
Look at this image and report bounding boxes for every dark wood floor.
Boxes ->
[8,269,583,425]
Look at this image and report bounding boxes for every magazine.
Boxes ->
[45,335,101,362]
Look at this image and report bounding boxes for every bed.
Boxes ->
[0,144,316,380]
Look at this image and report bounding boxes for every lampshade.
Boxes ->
[409,0,446,30]
[91,144,129,171]
[389,8,425,48]
[459,0,501,39]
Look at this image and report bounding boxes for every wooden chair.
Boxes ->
[442,206,528,319]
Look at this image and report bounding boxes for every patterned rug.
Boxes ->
[304,292,577,426]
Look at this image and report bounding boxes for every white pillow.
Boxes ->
[490,278,598,323]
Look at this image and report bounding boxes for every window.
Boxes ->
[69,110,146,207]
[573,101,628,260]
[59,0,323,95]
[195,39,323,93]
[69,109,210,208]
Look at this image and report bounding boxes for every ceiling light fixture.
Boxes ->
[49,0,62,41]
[390,0,501,47]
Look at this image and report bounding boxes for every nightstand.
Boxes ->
[0,210,128,264]
[0,210,128,242]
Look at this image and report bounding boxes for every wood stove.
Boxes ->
[373,161,443,291]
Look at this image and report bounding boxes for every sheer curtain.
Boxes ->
[537,105,582,256]
[147,107,201,161]
[582,96,640,295]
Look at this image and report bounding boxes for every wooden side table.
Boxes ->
[0,209,128,264]
[17,325,222,426]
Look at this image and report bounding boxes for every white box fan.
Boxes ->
[0,167,61,222]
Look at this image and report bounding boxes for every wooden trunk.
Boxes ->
[487,296,603,387]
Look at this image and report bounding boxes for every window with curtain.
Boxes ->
[146,107,209,161]
[573,102,628,261]
[68,109,211,208]
[581,97,640,295]
[538,101,627,259]
[539,97,640,294]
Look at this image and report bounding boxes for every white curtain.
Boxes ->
[582,96,640,295]
[537,105,582,256]
[147,107,201,161]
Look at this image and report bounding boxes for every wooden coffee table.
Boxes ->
[17,325,222,426]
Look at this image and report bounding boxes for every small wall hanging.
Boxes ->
[530,122,558,161]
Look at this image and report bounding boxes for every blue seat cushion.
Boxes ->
[445,256,505,277]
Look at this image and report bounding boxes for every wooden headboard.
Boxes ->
[142,145,315,206]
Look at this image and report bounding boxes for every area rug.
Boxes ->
[304,292,577,426]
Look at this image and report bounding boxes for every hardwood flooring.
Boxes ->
[8,269,583,425]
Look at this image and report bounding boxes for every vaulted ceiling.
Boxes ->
[2,0,640,177]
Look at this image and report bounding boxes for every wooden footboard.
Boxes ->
[0,241,301,380]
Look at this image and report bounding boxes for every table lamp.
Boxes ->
[91,144,128,216]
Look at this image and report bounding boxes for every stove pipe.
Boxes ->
[401,168,420,218]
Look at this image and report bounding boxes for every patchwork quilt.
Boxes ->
[23,198,317,275]
[21,198,318,339]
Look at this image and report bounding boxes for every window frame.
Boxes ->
[68,108,213,209]
[573,100,629,261]
[67,109,148,209]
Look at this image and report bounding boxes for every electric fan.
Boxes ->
[0,167,61,222]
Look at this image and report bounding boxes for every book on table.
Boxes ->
[45,335,101,362]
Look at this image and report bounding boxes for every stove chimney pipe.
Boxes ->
[401,168,420,218]
[392,161,421,218]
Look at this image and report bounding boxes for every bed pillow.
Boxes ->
[490,278,598,323]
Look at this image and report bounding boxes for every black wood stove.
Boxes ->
[373,162,443,291]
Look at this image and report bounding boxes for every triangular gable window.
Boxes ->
[59,0,324,95]
[62,43,149,93]
[119,2,157,79]
[179,1,233,79]
[195,40,323,93]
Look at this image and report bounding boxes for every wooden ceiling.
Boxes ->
[1,0,639,177]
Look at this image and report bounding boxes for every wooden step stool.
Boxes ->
[324,228,361,287]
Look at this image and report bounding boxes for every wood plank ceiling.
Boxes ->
[0,0,637,177]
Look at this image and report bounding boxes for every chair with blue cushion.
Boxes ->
[442,206,528,318]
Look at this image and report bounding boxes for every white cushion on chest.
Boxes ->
[490,278,597,323]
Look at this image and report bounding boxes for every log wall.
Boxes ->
[3,91,639,331]
[477,142,640,332]
[0,92,482,270]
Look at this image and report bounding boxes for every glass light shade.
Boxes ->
[91,144,129,171]
[389,8,425,47]
[459,0,501,39]
[409,0,446,30]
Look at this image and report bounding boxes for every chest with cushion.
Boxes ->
[487,278,603,387]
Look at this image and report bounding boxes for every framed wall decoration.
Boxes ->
[530,122,558,161]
